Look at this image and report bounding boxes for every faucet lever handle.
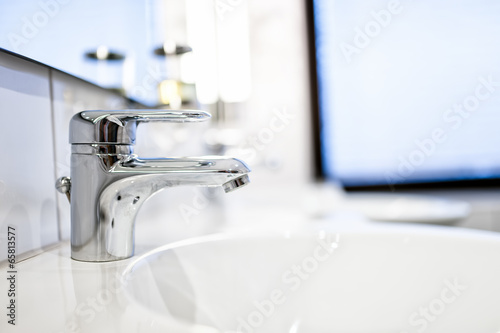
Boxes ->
[69,109,210,145]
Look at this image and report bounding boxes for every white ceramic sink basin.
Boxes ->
[123,224,500,332]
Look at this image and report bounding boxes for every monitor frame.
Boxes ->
[304,0,500,191]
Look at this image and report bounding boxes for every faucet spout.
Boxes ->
[92,156,250,262]
[223,174,250,193]
[59,110,251,262]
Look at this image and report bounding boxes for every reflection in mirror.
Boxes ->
[0,0,251,109]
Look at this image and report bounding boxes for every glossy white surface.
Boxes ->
[2,212,500,332]
[123,225,500,332]
[345,193,471,224]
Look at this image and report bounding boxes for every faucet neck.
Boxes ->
[69,154,250,262]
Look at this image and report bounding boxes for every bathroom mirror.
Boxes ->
[0,1,153,102]
[0,0,251,108]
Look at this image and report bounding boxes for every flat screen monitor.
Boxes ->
[309,0,500,189]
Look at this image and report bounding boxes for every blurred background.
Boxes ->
[2,0,500,234]
[2,0,500,189]
[0,0,312,185]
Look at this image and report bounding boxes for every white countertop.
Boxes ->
[2,185,500,332]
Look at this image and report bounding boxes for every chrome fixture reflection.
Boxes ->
[153,41,195,107]
[56,110,250,262]
[84,46,126,92]
[153,41,192,56]
[85,45,125,61]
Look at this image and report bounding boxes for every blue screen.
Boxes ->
[313,0,500,187]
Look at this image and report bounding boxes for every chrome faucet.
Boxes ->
[56,110,250,262]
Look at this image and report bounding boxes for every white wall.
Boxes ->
[0,52,58,260]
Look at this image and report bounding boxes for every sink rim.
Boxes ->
[121,222,500,332]
[124,221,500,277]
